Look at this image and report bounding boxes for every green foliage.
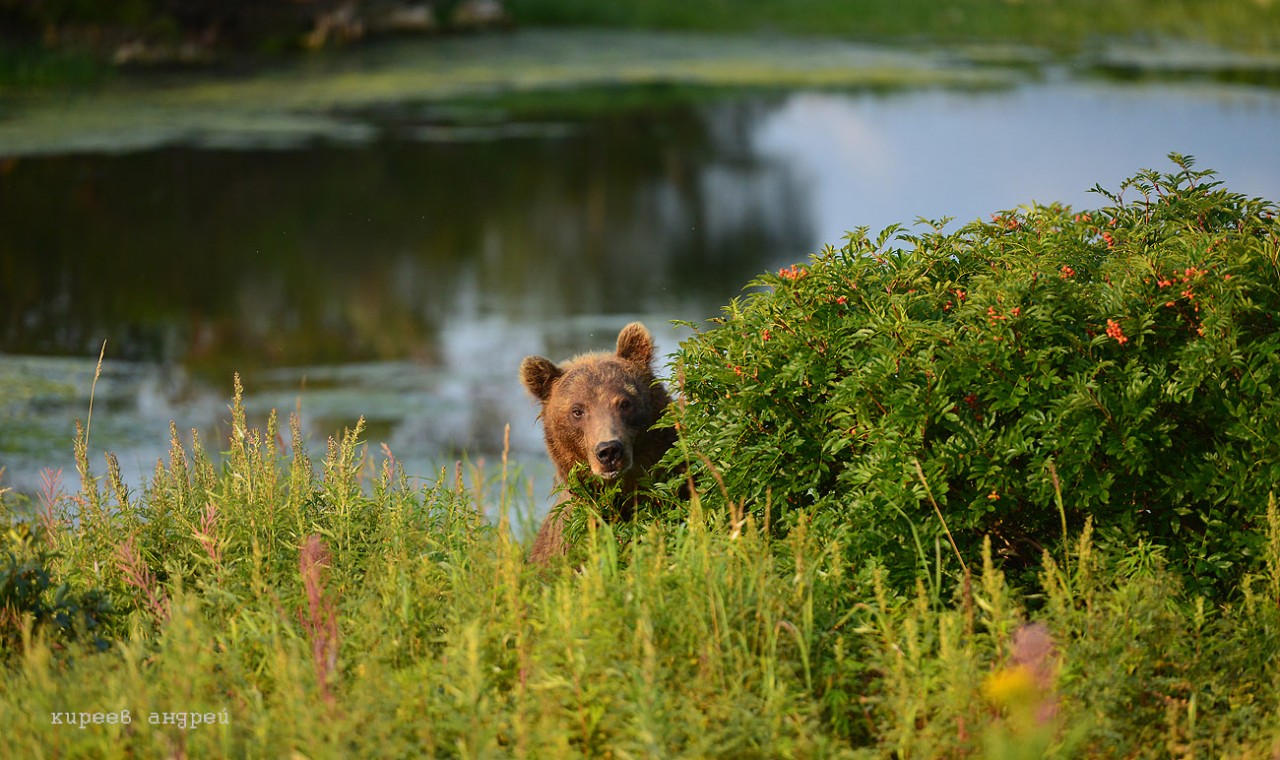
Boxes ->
[505,0,1280,54]
[814,512,1280,757]
[555,462,671,563]
[0,45,109,89]
[666,155,1280,594]
[4,166,1280,756]
[0,378,845,756]
[2,376,1280,755]
[0,524,113,657]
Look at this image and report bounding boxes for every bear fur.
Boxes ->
[520,322,676,564]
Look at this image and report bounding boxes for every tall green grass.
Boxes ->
[2,371,1280,756]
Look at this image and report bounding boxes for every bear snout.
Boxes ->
[593,440,628,477]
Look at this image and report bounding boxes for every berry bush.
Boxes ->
[664,156,1280,593]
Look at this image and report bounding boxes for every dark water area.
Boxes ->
[3,34,1280,511]
[2,100,798,369]
[0,94,811,500]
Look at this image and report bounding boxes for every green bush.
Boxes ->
[664,155,1280,594]
[0,524,114,657]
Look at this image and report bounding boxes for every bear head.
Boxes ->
[520,322,673,486]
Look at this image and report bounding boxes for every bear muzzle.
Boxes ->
[592,440,631,479]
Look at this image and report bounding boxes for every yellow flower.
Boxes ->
[983,664,1037,708]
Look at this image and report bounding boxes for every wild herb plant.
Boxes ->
[0,376,846,757]
[665,155,1280,596]
[2,380,1280,756]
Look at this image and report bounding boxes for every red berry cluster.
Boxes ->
[991,213,1021,231]
[1152,264,1219,336]
[1105,318,1128,346]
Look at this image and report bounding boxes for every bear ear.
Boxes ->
[520,356,562,402]
[615,322,655,366]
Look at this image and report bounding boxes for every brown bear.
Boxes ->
[520,322,677,564]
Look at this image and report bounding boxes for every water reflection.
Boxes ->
[0,95,814,497]
[3,77,1280,508]
[755,83,1280,249]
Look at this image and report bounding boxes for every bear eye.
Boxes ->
[570,406,585,420]
[618,398,632,411]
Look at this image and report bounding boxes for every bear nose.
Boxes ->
[594,440,624,471]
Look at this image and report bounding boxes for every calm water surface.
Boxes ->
[2,35,1279,510]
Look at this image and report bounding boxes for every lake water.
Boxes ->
[2,31,1279,510]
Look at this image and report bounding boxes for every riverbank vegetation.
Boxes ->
[3,0,1280,90]
[507,0,1280,54]
[3,160,1280,756]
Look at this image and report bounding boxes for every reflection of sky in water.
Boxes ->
[755,83,1280,259]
